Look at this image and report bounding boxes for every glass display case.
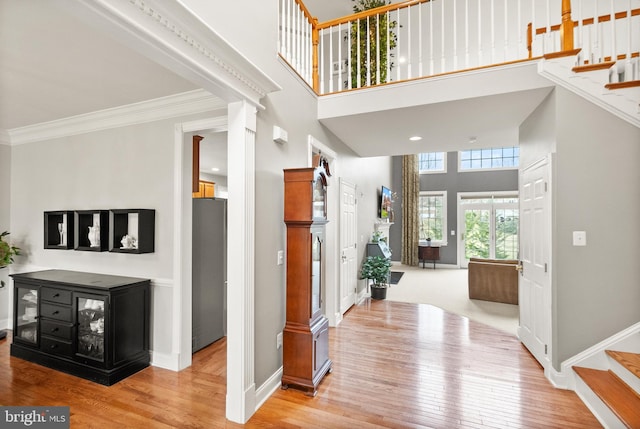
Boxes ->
[76,296,105,361]
[14,287,38,344]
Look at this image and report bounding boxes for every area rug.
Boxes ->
[389,271,404,284]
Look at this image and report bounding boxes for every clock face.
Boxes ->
[312,178,326,219]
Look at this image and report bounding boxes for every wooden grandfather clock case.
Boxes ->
[282,157,333,396]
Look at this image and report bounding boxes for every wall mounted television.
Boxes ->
[380,186,392,219]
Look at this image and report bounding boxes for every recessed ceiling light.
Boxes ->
[211,167,220,172]
[469,136,477,144]
[409,136,422,142]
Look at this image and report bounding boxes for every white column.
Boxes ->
[226,100,257,424]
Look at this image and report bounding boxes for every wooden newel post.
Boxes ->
[560,0,574,52]
[312,18,319,93]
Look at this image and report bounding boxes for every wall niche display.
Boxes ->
[44,211,75,249]
[110,209,155,254]
[75,210,109,252]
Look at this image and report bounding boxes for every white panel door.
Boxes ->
[518,157,551,368]
[339,179,357,315]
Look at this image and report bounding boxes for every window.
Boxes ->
[418,152,446,173]
[459,147,519,171]
[418,191,447,245]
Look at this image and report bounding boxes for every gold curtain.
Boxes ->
[401,154,420,266]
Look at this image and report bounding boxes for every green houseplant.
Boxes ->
[361,255,391,300]
[0,231,20,340]
[349,0,398,89]
[0,231,20,288]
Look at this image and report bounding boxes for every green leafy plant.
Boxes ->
[360,255,391,288]
[0,231,20,288]
[349,0,398,88]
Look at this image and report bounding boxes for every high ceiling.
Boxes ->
[0,0,197,131]
[1,0,553,161]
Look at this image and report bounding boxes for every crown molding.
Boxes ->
[7,89,225,145]
[63,0,280,109]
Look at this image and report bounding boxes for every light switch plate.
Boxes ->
[573,231,587,246]
[277,250,284,265]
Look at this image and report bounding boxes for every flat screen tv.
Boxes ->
[380,186,392,219]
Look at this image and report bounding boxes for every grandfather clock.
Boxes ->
[282,157,332,396]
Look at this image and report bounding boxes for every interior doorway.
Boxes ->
[192,131,228,353]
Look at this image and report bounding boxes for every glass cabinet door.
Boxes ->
[15,287,39,344]
[76,296,105,361]
[311,226,323,316]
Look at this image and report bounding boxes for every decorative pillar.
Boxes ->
[226,100,257,423]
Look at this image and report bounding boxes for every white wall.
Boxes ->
[182,0,393,388]
[8,111,218,357]
[553,87,640,368]
[0,144,11,329]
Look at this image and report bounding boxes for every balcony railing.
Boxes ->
[279,0,640,95]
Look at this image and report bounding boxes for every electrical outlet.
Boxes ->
[276,332,283,349]
[277,250,284,265]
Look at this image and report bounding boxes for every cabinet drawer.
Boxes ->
[41,287,72,305]
[41,303,72,322]
[41,319,73,340]
[41,336,73,357]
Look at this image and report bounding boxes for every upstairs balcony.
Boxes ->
[279,0,640,155]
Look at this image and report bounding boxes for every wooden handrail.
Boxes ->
[294,0,315,24]
[316,0,431,30]
[534,8,640,35]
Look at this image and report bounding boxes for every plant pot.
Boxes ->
[370,286,387,300]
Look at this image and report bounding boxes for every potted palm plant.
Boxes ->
[361,255,391,300]
[0,231,20,340]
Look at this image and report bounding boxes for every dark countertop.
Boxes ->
[10,269,150,290]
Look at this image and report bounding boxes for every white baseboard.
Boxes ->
[356,288,368,304]
[0,317,8,331]
[255,366,283,411]
[150,351,180,371]
[555,321,640,391]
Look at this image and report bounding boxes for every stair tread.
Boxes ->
[572,61,615,73]
[574,366,640,428]
[605,80,640,90]
[607,350,640,379]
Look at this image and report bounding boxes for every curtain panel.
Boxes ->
[401,154,419,266]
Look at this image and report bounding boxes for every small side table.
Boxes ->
[419,246,440,269]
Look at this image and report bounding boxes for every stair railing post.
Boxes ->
[560,0,574,52]
[312,17,319,93]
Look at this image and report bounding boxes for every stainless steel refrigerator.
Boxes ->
[192,198,227,353]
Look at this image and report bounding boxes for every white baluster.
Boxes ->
[610,0,616,66]
[429,2,434,75]
[376,14,380,85]
[338,23,343,90]
[595,0,601,63]
[397,9,402,82]
[386,11,391,83]
[357,18,362,88]
[329,25,334,92]
[441,0,446,73]
[408,6,413,79]
[319,28,325,94]
[479,0,484,65]
[531,0,536,57]
[366,16,371,87]
[626,0,633,81]
[453,0,458,71]
[347,21,353,89]
[419,5,423,77]
[465,0,470,68]
[490,0,495,63]
[504,0,509,62]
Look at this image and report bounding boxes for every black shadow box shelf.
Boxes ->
[110,209,155,254]
[44,211,75,249]
[75,210,109,252]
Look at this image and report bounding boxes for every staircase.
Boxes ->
[538,50,640,129]
[573,348,640,428]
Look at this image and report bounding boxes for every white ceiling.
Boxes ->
[1,0,553,165]
[0,0,197,131]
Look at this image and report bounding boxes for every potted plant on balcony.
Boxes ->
[0,231,20,340]
[361,255,391,300]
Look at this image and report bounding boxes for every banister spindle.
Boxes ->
[419,5,423,77]
[376,13,380,85]
[465,0,469,68]
[386,11,391,83]
[560,0,574,52]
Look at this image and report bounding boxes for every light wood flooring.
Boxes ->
[0,299,601,428]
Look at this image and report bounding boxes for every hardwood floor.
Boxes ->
[0,299,601,428]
